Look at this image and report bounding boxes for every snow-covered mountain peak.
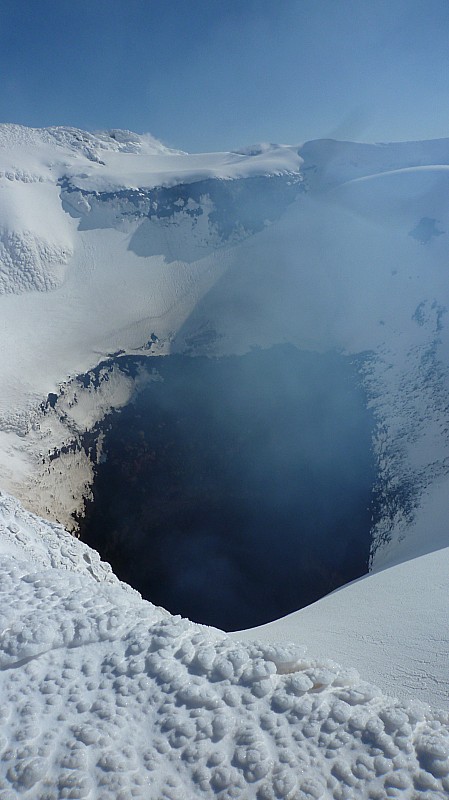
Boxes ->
[0,123,303,187]
[0,124,305,297]
[0,123,177,161]
[93,128,184,155]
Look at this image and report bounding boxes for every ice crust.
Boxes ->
[0,490,448,799]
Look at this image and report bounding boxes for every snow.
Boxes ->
[67,144,303,193]
[232,545,449,710]
[0,490,448,798]
[0,124,304,521]
[1,124,449,794]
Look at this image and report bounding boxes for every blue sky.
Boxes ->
[1,0,449,152]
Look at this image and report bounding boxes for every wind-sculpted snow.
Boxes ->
[0,492,448,799]
[0,228,71,294]
[0,492,132,585]
[0,124,179,161]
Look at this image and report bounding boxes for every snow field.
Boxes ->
[0,491,448,798]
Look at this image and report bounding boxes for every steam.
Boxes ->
[80,345,375,631]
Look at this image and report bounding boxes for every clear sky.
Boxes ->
[1,0,449,152]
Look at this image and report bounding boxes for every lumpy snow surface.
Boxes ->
[0,491,448,799]
[1,125,449,797]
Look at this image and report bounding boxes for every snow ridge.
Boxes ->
[0,228,71,294]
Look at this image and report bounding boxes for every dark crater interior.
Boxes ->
[78,344,376,631]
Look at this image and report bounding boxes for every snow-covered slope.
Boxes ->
[233,545,449,710]
[0,125,449,794]
[0,490,448,799]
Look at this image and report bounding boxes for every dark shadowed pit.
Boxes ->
[78,344,376,631]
